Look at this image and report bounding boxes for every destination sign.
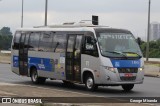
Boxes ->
[100,33,133,40]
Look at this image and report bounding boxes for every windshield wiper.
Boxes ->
[122,51,142,58]
[103,50,127,57]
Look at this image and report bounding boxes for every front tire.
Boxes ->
[121,84,134,92]
[85,74,98,91]
[30,68,46,84]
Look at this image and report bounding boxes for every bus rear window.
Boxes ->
[13,31,21,50]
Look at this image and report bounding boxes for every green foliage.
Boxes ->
[0,27,12,36]
[139,38,160,58]
[0,27,13,50]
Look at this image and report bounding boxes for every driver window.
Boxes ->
[82,36,98,57]
[85,36,95,50]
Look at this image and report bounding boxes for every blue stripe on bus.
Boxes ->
[13,56,55,72]
[110,59,141,68]
[13,56,19,67]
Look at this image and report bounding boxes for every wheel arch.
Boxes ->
[29,65,38,77]
[82,68,95,83]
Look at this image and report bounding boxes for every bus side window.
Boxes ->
[82,36,99,57]
[74,35,82,58]
[39,32,53,52]
[13,31,21,50]
[28,32,40,51]
[24,33,30,48]
[53,34,67,53]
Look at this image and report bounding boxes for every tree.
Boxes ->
[0,27,12,36]
[0,27,13,50]
[138,37,160,58]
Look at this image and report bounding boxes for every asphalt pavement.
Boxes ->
[0,63,160,97]
[1,63,160,106]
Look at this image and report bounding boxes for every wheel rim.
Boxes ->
[32,71,37,82]
[86,77,93,89]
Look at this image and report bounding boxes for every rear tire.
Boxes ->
[85,74,98,91]
[30,68,46,84]
[121,84,134,92]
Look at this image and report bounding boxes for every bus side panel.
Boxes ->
[28,51,66,80]
[12,50,20,75]
[11,32,20,75]
[81,54,101,84]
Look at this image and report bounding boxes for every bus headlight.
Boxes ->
[139,66,144,71]
[103,66,116,73]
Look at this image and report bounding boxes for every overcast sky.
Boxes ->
[0,0,160,40]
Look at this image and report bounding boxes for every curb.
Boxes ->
[0,61,11,64]
[144,74,160,78]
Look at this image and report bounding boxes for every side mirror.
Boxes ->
[93,38,97,43]
[137,38,141,45]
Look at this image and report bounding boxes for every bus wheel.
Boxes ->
[31,68,46,84]
[85,74,98,91]
[121,84,134,92]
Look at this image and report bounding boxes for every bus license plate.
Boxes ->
[124,73,133,77]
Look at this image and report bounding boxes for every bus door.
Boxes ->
[66,35,82,82]
[19,33,29,75]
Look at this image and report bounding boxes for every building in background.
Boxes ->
[150,22,160,41]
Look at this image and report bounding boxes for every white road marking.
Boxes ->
[0,91,17,96]
[21,84,103,97]
[0,82,19,86]
[0,82,102,97]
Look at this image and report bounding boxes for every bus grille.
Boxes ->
[118,68,138,81]
[118,68,138,73]
[120,76,136,81]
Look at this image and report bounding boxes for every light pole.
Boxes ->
[44,0,48,26]
[21,0,24,28]
[146,0,151,61]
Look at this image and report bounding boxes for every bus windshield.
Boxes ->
[96,32,142,58]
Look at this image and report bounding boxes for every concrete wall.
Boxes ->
[0,50,11,54]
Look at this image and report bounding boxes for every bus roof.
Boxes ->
[15,21,131,33]
[16,25,105,32]
[16,26,130,33]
